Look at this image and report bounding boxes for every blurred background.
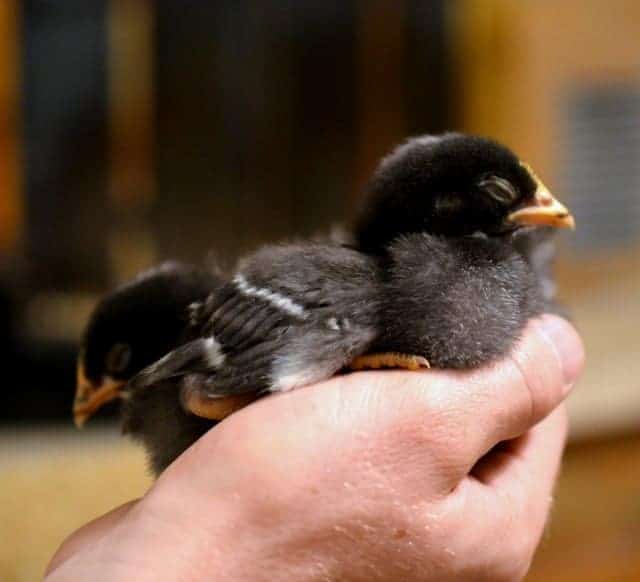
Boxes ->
[1,1,639,580]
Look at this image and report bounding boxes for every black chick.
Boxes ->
[75,261,222,474]
[132,243,384,420]
[351,133,574,370]
[134,133,574,418]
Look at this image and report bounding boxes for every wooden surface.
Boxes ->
[527,433,640,581]
[0,427,151,582]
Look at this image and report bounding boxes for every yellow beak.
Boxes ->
[73,361,125,428]
[507,163,575,230]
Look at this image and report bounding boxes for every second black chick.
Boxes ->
[74,261,222,474]
[132,242,385,419]
[351,133,574,370]
[512,226,564,314]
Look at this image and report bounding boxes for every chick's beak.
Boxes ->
[507,163,575,230]
[73,361,125,428]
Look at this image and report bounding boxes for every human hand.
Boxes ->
[46,315,583,581]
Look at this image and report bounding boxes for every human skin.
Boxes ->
[46,315,583,581]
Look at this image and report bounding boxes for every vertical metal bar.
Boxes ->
[0,0,22,258]
[353,0,407,197]
[107,0,156,282]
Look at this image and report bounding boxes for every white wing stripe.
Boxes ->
[204,336,226,367]
[233,274,307,319]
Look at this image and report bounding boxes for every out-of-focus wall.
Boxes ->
[1,0,453,422]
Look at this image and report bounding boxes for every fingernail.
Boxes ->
[537,315,585,387]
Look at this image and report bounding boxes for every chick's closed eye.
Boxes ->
[105,343,132,376]
[477,175,518,204]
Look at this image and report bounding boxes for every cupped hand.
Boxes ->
[46,315,583,581]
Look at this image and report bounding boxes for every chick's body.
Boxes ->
[135,242,383,401]
[122,381,213,475]
[375,233,541,369]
